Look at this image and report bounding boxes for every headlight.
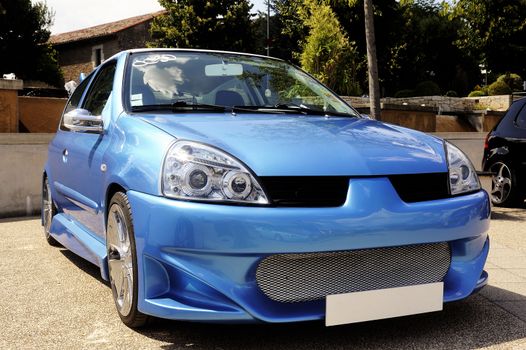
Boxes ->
[445,141,480,195]
[162,140,269,204]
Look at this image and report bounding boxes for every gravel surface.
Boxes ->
[1,206,525,350]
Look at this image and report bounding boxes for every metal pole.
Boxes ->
[266,1,270,56]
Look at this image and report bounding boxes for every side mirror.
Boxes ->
[63,108,103,133]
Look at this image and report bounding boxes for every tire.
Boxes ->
[489,161,524,207]
[42,178,61,246]
[106,192,149,328]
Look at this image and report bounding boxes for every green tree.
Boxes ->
[452,0,526,79]
[150,0,257,53]
[0,0,63,87]
[300,1,362,95]
[392,0,479,96]
[331,0,406,111]
[253,0,307,63]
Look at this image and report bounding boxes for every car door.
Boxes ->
[50,61,116,238]
[47,72,94,224]
[513,103,526,163]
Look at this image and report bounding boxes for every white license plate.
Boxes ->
[325,282,443,326]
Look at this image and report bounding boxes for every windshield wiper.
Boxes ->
[233,104,356,117]
[131,101,281,114]
[131,101,228,113]
[131,101,355,117]
[273,103,356,117]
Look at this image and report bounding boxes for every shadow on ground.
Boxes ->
[491,205,526,221]
[60,249,109,286]
[123,287,524,350]
[0,215,40,223]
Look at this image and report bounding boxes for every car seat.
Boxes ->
[215,90,244,106]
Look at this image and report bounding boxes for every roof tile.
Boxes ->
[49,11,164,45]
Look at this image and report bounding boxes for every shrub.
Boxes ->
[497,73,523,91]
[300,4,362,96]
[487,80,512,95]
[445,90,458,97]
[414,81,441,96]
[468,90,486,97]
[394,89,415,98]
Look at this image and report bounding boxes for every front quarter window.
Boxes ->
[83,62,116,116]
[60,73,94,131]
[63,73,93,115]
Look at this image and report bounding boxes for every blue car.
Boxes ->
[42,49,490,328]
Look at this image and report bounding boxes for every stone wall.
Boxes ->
[343,95,508,132]
[342,95,513,112]
[117,21,151,50]
[56,37,116,82]
[465,95,513,111]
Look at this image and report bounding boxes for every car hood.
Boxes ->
[138,113,447,176]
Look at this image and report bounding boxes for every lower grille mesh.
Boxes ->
[256,243,451,303]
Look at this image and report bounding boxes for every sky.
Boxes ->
[37,0,268,35]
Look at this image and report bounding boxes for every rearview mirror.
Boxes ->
[205,63,243,77]
[63,108,103,133]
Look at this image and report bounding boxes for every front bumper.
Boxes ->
[127,177,490,323]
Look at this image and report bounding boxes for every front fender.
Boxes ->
[103,115,175,196]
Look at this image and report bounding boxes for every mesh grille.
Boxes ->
[256,243,451,303]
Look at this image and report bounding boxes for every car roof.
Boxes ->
[121,48,287,63]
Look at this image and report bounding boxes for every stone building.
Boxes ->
[49,11,163,82]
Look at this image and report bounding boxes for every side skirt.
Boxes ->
[50,213,109,281]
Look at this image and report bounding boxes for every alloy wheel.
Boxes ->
[490,162,512,204]
[42,180,53,236]
[107,204,134,317]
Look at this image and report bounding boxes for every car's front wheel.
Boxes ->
[106,192,149,328]
[489,161,524,207]
[42,177,60,246]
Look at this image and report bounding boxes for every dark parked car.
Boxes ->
[482,97,526,207]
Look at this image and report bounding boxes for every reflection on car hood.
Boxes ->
[138,113,447,176]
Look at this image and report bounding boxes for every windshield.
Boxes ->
[126,51,358,116]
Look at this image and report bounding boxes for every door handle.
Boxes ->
[62,149,68,163]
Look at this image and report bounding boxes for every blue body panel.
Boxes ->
[125,187,489,322]
[43,49,491,324]
[138,114,447,176]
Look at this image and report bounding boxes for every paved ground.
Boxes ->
[1,206,525,350]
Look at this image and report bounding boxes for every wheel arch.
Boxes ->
[100,182,128,282]
[483,150,511,172]
[105,182,127,226]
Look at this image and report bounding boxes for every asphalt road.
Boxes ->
[1,206,526,350]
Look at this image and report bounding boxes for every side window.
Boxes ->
[83,62,116,116]
[516,104,526,129]
[60,73,95,131]
[64,74,93,114]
